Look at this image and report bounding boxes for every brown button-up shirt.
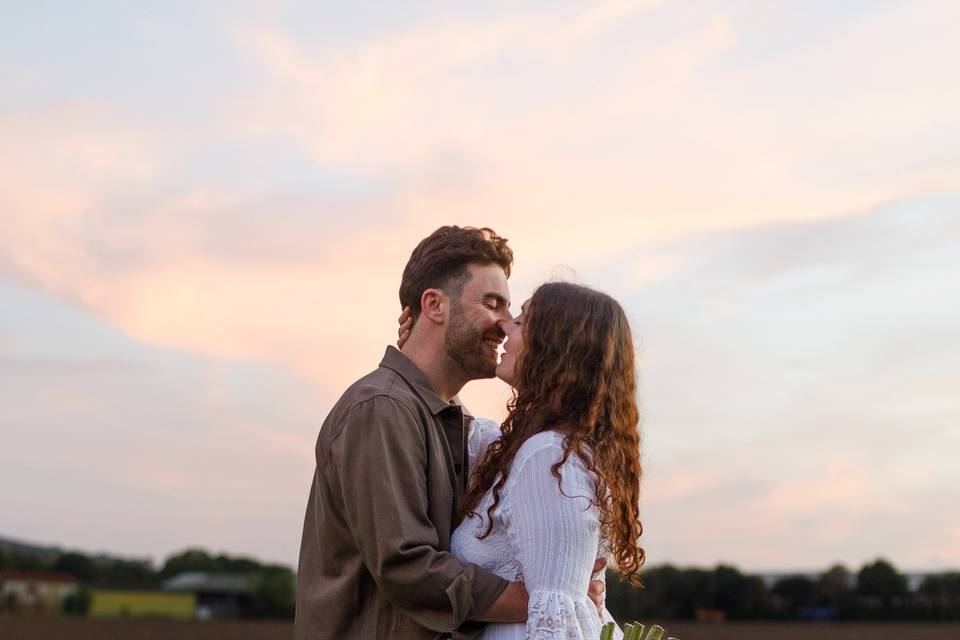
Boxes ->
[296,346,509,639]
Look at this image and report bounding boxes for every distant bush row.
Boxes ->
[605,559,960,622]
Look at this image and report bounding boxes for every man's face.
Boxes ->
[444,263,511,380]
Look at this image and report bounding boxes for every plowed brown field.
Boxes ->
[1,619,957,639]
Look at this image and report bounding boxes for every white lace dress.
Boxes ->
[453,419,622,640]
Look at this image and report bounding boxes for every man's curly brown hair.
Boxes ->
[462,282,645,585]
[399,226,513,318]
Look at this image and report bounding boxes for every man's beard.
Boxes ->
[445,304,499,380]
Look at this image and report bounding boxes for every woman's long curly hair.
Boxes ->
[461,282,645,585]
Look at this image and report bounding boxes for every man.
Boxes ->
[296,226,605,639]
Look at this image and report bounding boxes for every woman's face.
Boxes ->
[495,300,527,387]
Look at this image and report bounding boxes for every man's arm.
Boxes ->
[472,581,527,622]
[332,396,510,632]
[474,556,604,622]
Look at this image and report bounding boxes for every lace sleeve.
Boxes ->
[527,590,586,639]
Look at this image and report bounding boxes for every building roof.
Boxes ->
[0,571,78,584]
[162,572,252,594]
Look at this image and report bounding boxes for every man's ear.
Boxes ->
[419,288,448,324]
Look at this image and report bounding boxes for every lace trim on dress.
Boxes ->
[526,590,583,640]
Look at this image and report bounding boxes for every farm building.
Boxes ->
[162,572,253,619]
[88,589,196,619]
[0,571,78,615]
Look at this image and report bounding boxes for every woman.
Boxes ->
[401,282,644,639]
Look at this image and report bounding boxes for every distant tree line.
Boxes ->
[605,559,960,622]
[4,542,958,622]
[0,545,294,619]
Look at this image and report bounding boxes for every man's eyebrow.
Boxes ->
[483,293,510,307]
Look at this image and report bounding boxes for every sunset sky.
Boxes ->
[2,0,959,573]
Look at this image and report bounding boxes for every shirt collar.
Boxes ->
[379,346,471,418]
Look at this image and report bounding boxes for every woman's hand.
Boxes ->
[589,557,607,616]
[397,306,413,349]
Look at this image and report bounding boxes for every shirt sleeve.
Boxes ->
[330,396,508,632]
[501,440,610,640]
